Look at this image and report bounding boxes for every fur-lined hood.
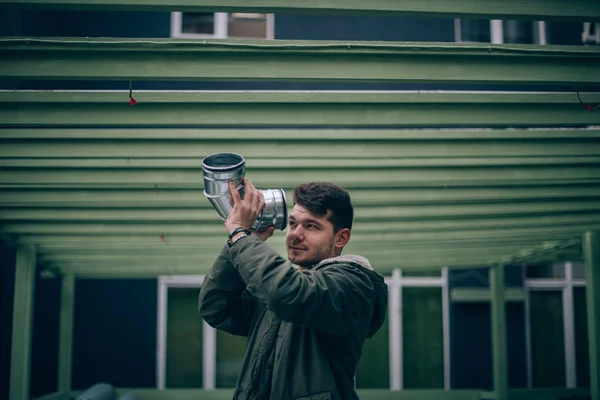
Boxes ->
[315,254,373,270]
[310,253,386,339]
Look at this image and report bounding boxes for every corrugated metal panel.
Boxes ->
[2,38,600,85]
[1,7,599,276]
[1,93,598,274]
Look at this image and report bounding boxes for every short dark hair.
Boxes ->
[293,182,353,232]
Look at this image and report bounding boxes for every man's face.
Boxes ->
[286,204,341,267]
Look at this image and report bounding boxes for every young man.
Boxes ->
[199,179,388,400]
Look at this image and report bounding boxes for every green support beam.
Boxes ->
[45,246,580,277]
[25,233,581,276]
[6,227,587,244]
[490,264,508,400]
[10,245,36,400]
[3,142,600,161]
[1,92,599,128]
[22,234,578,252]
[583,231,600,400]
[58,274,74,393]
[450,288,525,303]
[1,127,599,140]
[35,245,551,260]
[0,0,598,21]
[485,238,582,269]
[52,251,573,277]
[1,200,599,222]
[1,166,599,188]
[3,91,600,104]
[2,186,600,207]
[3,157,600,169]
[2,127,600,159]
[3,215,600,236]
[1,38,599,85]
[5,229,590,273]
[2,186,600,208]
[2,103,600,127]
[34,243,577,261]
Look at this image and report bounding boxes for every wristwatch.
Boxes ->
[227,227,251,248]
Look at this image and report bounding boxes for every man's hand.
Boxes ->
[252,225,275,241]
[225,179,275,241]
[225,178,263,233]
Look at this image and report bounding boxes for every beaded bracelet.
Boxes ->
[228,227,251,239]
[227,227,252,248]
[227,233,249,248]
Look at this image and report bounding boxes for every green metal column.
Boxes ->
[490,264,508,400]
[9,245,36,400]
[583,231,600,400]
[58,274,75,392]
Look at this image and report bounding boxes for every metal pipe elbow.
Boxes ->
[202,153,287,231]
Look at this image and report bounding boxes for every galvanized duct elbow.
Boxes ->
[202,153,287,231]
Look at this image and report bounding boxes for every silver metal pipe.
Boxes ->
[202,153,287,231]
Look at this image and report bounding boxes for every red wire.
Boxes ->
[574,86,599,111]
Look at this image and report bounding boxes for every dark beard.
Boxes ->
[291,240,336,268]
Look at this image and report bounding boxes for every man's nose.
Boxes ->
[291,225,305,240]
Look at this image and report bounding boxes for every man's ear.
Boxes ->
[334,228,351,249]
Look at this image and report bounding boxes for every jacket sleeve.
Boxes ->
[229,236,375,337]
[198,244,256,337]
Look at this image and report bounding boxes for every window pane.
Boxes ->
[449,268,489,288]
[526,263,565,279]
[574,287,589,387]
[166,288,203,388]
[460,19,491,42]
[228,13,267,38]
[503,20,533,44]
[450,303,492,390]
[450,301,527,390]
[403,269,441,277]
[182,12,215,34]
[403,287,444,388]
[529,291,565,387]
[356,305,389,388]
[572,262,586,280]
[216,330,247,388]
[506,303,528,389]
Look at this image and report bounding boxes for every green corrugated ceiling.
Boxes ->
[1,0,600,277]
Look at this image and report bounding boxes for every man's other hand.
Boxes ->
[225,178,265,234]
[252,225,275,241]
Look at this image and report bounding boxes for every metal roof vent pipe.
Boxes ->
[202,152,287,232]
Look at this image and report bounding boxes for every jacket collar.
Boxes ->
[313,254,373,271]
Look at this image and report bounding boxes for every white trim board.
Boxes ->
[156,275,216,389]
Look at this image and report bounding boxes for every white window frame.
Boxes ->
[156,275,217,390]
[454,19,547,45]
[524,261,586,389]
[157,267,451,391]
[582,22,600,44]
[170,12,275,39]
[387,267,451,390]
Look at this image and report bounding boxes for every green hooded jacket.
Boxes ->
[199,235,388,400]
